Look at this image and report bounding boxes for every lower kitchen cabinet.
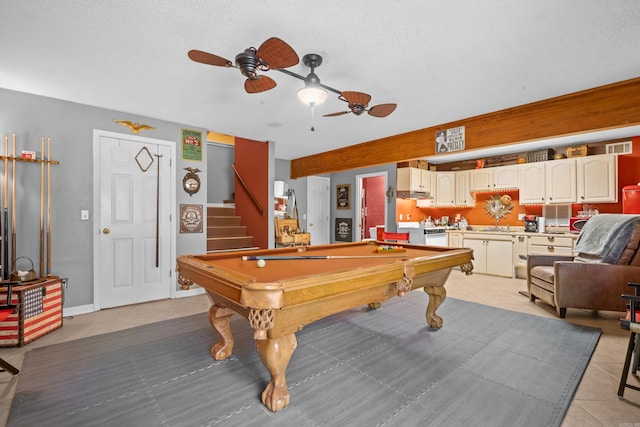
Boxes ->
[463,233,513,277]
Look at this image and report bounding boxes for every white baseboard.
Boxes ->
[63,304,96,317]
[175,287,206,298]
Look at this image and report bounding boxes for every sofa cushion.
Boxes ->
[620,224,640,266]
[530,265,555,283]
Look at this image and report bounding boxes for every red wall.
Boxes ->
[364,175,386,235]
[234,138,270,249]
[397,137,640,226]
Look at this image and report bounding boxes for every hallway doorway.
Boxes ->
[355,172,388,241]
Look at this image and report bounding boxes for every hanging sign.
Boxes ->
[435,126,465,153]
[182,128,202,161]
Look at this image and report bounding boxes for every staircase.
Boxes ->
[207,206,256,252]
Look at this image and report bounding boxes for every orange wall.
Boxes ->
[396,137,640,226]
[234,137,270,249]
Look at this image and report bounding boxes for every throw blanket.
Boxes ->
[574,214,640,263]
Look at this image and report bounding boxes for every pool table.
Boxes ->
[176,241,473,412]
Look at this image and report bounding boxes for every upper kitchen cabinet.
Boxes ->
[545,158,577,204]
[435,172,456,206]
[397,167,434,194]
[577,154,618,203]
[518,154,617,205]
[519,157,576,204]
[468,165,519,192]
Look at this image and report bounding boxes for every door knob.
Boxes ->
[103,228,110,234]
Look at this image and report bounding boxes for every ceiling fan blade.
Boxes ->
[244,75,277,93]
[257,37,299,69]
[323,111,351,117]
[368,103,397,118]
[187,50,233,67]
[339,91,372,106]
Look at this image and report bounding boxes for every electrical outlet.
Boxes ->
[81,210,89,220]
[518,213,525,221]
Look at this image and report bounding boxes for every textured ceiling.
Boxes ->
[1,1,639,161]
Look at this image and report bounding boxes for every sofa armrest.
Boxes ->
[527,254,575,272]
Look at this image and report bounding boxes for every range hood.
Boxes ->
[396,190,431,199]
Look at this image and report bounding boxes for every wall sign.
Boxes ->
[336,184,351,209]
[335,218,352,242]
[435,126,465,153]
[180,204,203,233]
[182,128,202,161]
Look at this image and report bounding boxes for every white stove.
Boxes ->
[397,222,448,246]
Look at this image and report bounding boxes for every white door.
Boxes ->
[93,131,174,309]
[307,176,330,245]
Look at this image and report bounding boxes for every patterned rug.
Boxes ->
[9,292,600,426]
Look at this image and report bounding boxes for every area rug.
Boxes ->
[8,293,600,426]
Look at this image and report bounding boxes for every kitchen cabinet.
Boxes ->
[455,171,474,206]
[518,162,546,204]
[468,165,519,192]
[435,172,455,206]
[518,158,576,204]
[527,234,575,256]
[448,231,463,248]
[397,167,433,194]
[512,234,528,278]
[577,154,618,203]
[545,158,576,203]
[463,233,513,277]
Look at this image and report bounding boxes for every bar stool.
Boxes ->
[618,282,640,397]
[0,281,20,375]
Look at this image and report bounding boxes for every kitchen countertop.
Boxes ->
[446,227,579,238]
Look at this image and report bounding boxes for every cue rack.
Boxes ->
[0,133,60,282]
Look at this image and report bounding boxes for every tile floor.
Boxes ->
[1,271,640,426]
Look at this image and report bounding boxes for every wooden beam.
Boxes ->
[290,76,640,178]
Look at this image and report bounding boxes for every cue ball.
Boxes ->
[257,259,266,268]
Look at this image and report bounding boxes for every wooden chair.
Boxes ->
[619,282,640,397]
[0,282,20,375]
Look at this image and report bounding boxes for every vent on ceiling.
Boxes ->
[606,141,632,155]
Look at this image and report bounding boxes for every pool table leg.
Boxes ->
[423,285,446,328]
[256,333,298,412]
[208,304,236,360]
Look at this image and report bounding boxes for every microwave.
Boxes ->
[570,217,590,233]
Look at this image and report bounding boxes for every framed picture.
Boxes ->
[336,184,350,209]
[181,128,202,161]
[180,204,203,233]
[335,218,352,242]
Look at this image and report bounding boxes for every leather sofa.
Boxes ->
[527,214,640,318]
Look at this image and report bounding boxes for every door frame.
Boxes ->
[355,171,388,241]
[92,129,177,310]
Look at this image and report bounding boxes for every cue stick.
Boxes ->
[3,135,8,280]
[39,137,45,277]
[46,138,51,276]
[241,255,409,261]
[154,152,163,267]
[11,133,16,274]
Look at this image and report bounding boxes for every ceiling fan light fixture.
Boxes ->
[297,84,327,107]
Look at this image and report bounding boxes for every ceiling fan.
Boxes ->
[187,37,299,93]
[323,91,397,118]
[277,54,397,119]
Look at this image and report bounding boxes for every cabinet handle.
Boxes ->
[548,236,554,241]
[547,246,554,250]
[580,196,585,200]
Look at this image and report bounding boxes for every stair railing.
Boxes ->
[231,164,265,216]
